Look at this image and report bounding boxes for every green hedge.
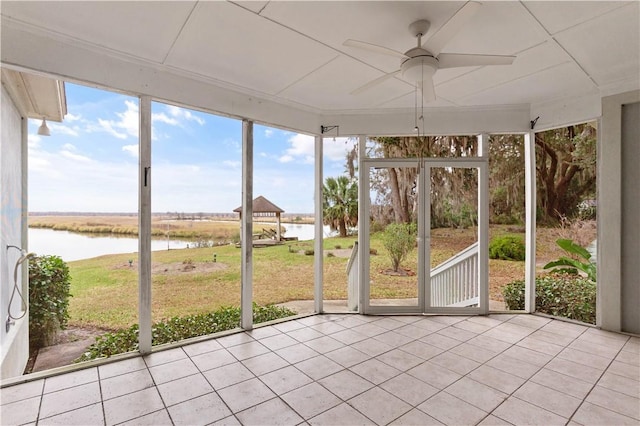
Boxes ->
[29,255,72,348]
[77,303,296,362]
[502,273,596,324]
[489,235,525,261]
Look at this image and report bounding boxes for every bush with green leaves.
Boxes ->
[489,235,525,261]
[382,222,417,272]
[502,273,596,324]
[28,255,72,348]
[544,238,596,282]
[76,303,296,362]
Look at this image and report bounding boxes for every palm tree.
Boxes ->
[323,176,358,238]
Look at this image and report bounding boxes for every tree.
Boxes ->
[323,176,358,237]
[536,123,596,223]
[382,222,417,273]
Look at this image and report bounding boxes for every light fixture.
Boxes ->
[37,118,51,136]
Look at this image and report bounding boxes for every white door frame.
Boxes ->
[360,157,489,315]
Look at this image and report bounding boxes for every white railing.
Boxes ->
[430,242,479,307]
[346,241,479,310]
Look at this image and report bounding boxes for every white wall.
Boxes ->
[0,83,29,379]
[598,90,640,333]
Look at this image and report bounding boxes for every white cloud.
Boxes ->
[279,155,294,163]
[91,100,139,139]
[323,137,357,162]
[122,144,139,158]
[65,113,82,122]
[264,129,273,138]
[280,134,314,164]
[223,160,241,168]
[166,105,205,125]
[60,150,92,163]
[49,122,79,137]
[152,112,179,126]
[62,143,76,151]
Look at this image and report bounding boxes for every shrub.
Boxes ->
[304,249,314,256]
[77,303,297,362]
[544,238,596,282]
[502,273,595,324]
[489,235,525,261]
[28,255,72,348]
[382,223,417,272]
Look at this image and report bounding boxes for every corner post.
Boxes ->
[524,131,536,313]
[314,135,324,313]
[138,96,152,354]
[241,120,254,329]
[477,133,489,314]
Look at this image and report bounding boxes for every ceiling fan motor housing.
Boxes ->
[401,48,438,83]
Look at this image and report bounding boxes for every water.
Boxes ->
[28,223,333,262]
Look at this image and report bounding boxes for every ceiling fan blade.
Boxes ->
[438,53,516,69]
[423,1,482,56]
[418,78,436,103]
[344,39,408,59]
[351,70,401,95]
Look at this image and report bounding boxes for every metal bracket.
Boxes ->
[530,116,540,130]
[320,125,339,135]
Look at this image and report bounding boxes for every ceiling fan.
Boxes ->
[344,2,516,102]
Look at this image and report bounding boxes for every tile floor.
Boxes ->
[1,314,639,425]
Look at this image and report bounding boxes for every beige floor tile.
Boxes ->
[167,392,231,426]
[545,357,605,384]
[227,341,270,361]
[407,361,462,390]
[467,335,513,353]
[371,317,406,330]
[324,346,369,368]
[119,409,172,425]
[275,343,320,364]
[539,320,588,338]
[39,382,101,419]
[143,347,187,367]
[216,331,256,347]
[373,330,414,347]
[43,367,98,394]
[244,326,280,340]
[286,327,325,342]
[156,373,213,407]
[349,386,412,425]
[513,381,582,418]
[259,365,312,394]
[467,365,526,394]
[398,340,445,360]
[317,370,373,400]
[203,361,254,390]
[506,314,551,329]
[530,368,593,399]
[308,402,373,425]
[429,351,481,375]
[237,397,303,425]
[103,387,164,425]
[492,396,567,425]
[607,360,640,380]
[389,408,444,425]
[572,401,638,425]
[616,350,640,367]
[330,329,369,345]
[309,321,348,335]
[376,348,424,371]
[294,355,343,381]
[281,382,341,419]
[586,385,640,420]
[450,342,499,363]
[241,352,289,376]
[351,338,394,357]
[418,391,488,425]
[100,368,154,400]
[182,338,223,357]
[190,348,237,372]
[303,335,345,354]
[272,319,307,333]
[38,402,104,426]
[98,356,147,379]
[515,336,565,356]
[529,329,575,347]
[477,414,514,425]
[218,377,276,413]
[453,318,493,334]
[148,358,199,384]
[350,322,388,338]
[394,324,433,339]
[502,345,553,367]
[558,347,613,370]
[211,415,241,425]
[420,332,462,350]
[258,333,299,351]
[437,325,478,342]
[445,377,508,412]
[350,358,401,385]
[568,337,620,359]
[486,353,540,379]
[0,396,41,425]
[0,379,43,405]
[597,370,640,398]
[380,373,439,406]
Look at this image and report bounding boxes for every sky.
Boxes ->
[28,83,357,214]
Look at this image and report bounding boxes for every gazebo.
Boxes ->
[234,195,285,242]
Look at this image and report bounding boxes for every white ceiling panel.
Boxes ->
[230,1,269,14]
[165,1,337,96]
[437,41,578,102]
[554,2,640,86]
[524,1,631,35]
[278,56,413,110]
[0,1,195,62]
[441,2,548,55]
[459,62,597,106]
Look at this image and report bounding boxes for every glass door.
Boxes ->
[361,158,488,315]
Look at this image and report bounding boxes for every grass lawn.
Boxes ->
[66,223,594,330]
